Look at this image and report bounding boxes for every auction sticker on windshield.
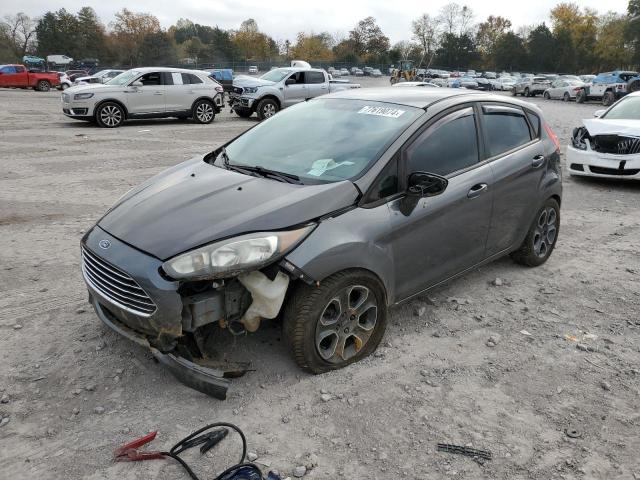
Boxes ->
[358,106,406,118]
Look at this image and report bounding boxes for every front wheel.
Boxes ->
[511,87,517,96]
[576,90,586,103]
[563,92,571,102]
[524,87,530,97]
[511,198,560,267]
[602,91,615,107]
[543,91,551,100]
[36,80,50,92]
[193,100,215,124]
[234,107,253,118]
[256,98,279,120]
[283,270,388,374]
[95,102,124,128]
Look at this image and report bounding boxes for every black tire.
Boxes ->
[283,269,388,374]
[543,91,551,100]
[524,87,530,97]
[576,90,586,103]
[36,80,50,92]
[563,92,570,102]
[95,101,125,128]
[627,80,640,93]
[511,87,517,96]
[602,91,614,107]
[234,108,253,118]
[256,98,279,121]
[511,198,560,267]
[192,99,215,124]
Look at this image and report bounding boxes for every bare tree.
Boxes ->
[439,3,461,34]
[459,5,475,35]
[412,13,442,60]
[2,12,37,58]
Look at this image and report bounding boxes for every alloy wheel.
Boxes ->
[262,103,276,118]
[100,105,122,127]
[533,207,558,258]
[315,285,378,364]
[196,102,214,122]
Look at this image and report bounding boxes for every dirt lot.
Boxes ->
[1,78,639,480]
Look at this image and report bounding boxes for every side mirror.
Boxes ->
[593,109,605,118]
[131,80,143,87]
[407,172,448,198]
[285,78,295,85]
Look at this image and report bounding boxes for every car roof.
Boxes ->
[128,66,211,75]
[322,87,482,108]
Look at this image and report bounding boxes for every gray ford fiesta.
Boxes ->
[81,87,562,399]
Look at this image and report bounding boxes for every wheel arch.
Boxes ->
[190,96,215,111]
[257,94,281,108]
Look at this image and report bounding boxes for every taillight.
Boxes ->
[573,87,581,92]
[544,122,560,150]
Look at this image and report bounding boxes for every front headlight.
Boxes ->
[74,93,94,100]
[243,86,259,94]
[162,226,315,280]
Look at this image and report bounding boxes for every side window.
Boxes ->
[406,108,479,177]
[483,106,532,157]
[367,156,399,202]
[525,111,541,138]
[1,66,16,73]
[162,72,174,85]
[181,73,202,84]
[15,66,25,73]
[139,72,162,86]
[304,71,325,84]
[287,72,303,84]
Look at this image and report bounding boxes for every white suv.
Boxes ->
[61,67,224,128]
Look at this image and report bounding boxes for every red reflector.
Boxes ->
[544,122,561,150]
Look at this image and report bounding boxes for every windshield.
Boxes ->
[106,70,139,86]
[602,96,640,120]
[260,69,293,82]
[93,70,110,77]
[224,99,422,183]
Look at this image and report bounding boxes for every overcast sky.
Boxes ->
[8,0,631,43]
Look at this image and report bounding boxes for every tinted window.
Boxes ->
[181,73,203,84]
[15,66,25,73]
[526,111,540,137]
[368,157,399,202]
[1,66,17,73]
[305,71,325,84]
[483,108,532,157]
[139,72,162,86]
[406,110,479,177]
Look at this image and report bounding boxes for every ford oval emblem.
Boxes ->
[99,239,111,249]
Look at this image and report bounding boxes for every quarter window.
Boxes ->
[406,109,479,177]
[482,107,532,157]
[181,73,203,84]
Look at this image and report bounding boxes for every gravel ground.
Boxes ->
[1,77,639,480]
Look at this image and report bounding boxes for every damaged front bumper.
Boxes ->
[81,226,294,399]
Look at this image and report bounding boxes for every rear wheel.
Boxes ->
[511,198,560,267]
[576,90,586,103]
[543,91,551,100]
[95,102,124,128]
[193,99,215,124]
[256,98,279,120]
[524,87,531,97]
[283,270,387,374]
[36,80,51,92]
[602,91,615,107]
[511,87,517,96]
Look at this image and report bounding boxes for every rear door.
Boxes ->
[282,71,307,107]
[480,104,545,256]
[304,70,328,98]
[388,105,494,300]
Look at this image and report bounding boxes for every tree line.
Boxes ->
[1,2,640,73]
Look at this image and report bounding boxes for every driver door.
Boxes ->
[123,71,166,115]
[283,72,308,107]
[388,106,494,301]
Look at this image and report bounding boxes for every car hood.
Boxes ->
[233,76,275,88]
[582,118,640,136]
[65,83,112,94]
[98,156,360,260]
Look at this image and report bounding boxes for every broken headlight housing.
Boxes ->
[572,127,589,150]
[162,226,315,280]
[243,86,259,94]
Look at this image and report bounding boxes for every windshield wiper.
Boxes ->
[239,165,302,184]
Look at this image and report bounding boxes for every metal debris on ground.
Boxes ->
[437,443,492,460]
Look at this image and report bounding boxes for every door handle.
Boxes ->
[467,183,488,198]
[532,155,545,168]
[153,91,163,95]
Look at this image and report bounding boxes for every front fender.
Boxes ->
[284,205,396,305]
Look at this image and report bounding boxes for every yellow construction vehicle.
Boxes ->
[390,60,417,84]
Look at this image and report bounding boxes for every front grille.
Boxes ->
[589,166,640,176]
[81,246,156,316]
[592,135,640,155]
[570,163,585,171]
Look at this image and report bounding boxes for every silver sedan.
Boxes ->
[543,79,585,101]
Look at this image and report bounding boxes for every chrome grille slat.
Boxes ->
[81,252,147,296]
[81,246,156,316]
[82,260,154,302]
[83,267,155,311]
[82,247,137,283]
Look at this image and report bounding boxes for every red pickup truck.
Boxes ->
[0,64,60,91]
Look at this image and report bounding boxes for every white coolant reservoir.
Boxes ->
[238,271,290,332]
